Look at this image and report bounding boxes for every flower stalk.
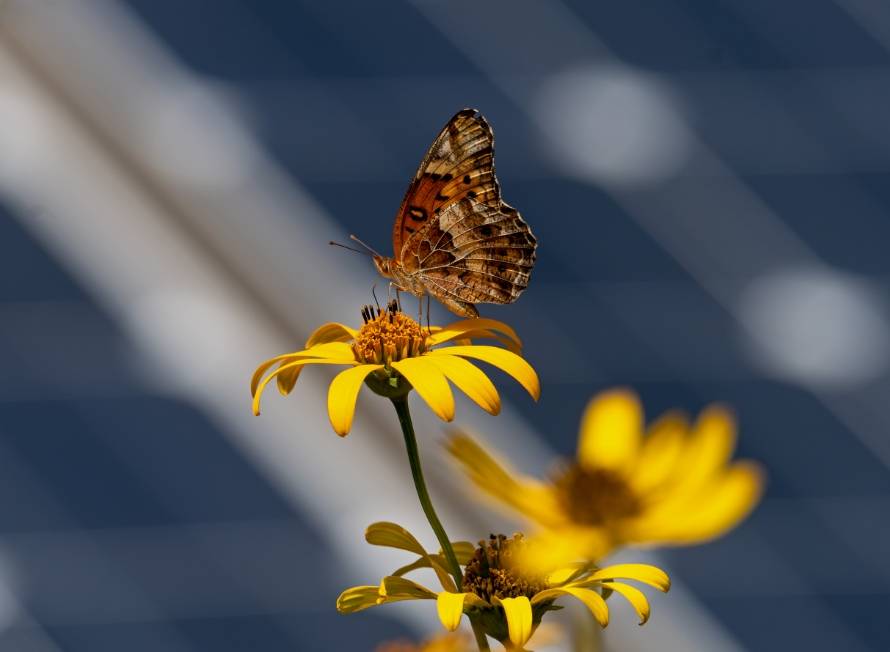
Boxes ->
[390,396,490,652]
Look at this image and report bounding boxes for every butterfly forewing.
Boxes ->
[389,108,536,317]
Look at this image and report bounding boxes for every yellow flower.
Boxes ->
[337,522,669,651]
[250,301,539,436]
[375,632,474,652]
[448,388,765,561]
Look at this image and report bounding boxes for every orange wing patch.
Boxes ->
[392,109,498,257]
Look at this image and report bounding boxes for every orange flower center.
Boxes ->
[553,465,642,526]
[352,301,427,365]
[461,534,547,602]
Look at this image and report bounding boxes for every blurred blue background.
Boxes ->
[0,0,888,650]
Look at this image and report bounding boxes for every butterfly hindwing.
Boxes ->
[402,198,536,307]
[386,108,536,317]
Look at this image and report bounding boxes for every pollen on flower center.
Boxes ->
[461,534,547,602]
[553,465,642,526]
[352,300,427,365]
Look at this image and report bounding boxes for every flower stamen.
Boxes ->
[353,300,427,365]
[461,534,547,603]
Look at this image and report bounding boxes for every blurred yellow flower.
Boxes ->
[375,632,474,652]
[251,300,539,435]
[338,522,669,651]
[448,388,765,561]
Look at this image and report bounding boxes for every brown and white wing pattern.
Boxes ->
[400,198,536,317]
[392,108,536,316]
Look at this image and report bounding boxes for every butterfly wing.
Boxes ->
[400,198,536,316]
[392,108,536,316]
[392,108,500,257]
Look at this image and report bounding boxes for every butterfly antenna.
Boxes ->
[329,240,368,255]
[349,234,384,258]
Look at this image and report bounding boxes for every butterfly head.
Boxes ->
[373,255,394,280]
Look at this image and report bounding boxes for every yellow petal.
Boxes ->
[450,541,478,564]
[675,404,736,491]
[444,329,521,353]
[577,389,643,474]
[628,410,688,493]
[336,585,381,613]
[436,592,468,631]
[305,322,358,347]
[424,355,501,415]
[366,522,456,592]
[427,318,522,349]
[532,587,608,627]
[380,576,438,601]
[365,522,427,556]
[446,434,564,527]
[251,342,356,396]
[252,357,354,416]
[495,596,533,648]
[391,357,455,422]
[327,364,383,435]
[589,564,670,592]
[602,582,651,625]
[646,461,765,544]
[428,346,539,401]
[276,364,305,396]
[251,351,307,397]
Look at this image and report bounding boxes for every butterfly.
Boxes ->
[369,108,537,318]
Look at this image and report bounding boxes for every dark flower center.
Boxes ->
[461,534,547,602]
[552,464,642,526]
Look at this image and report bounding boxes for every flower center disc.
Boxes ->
[461,534,547,602]
[353,301,427,364]
[553,465,642,526]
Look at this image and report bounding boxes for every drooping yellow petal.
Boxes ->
[427,318,522,349]
[577,389,643,474]
[327,364,384,435]
[601,582,651,624]
[588,564,670,592]
[391,357,455,422]
[428,346,539,401]
[275,365,303,396]
[449,541,478,564]
[251,341,356,397]
[336,585,382,613]
[436,592,468,631]
[495,596,533,648]
[251,351,308,396]
[380,576,438,601]
[425,355,501,415]
[305,322,358,347]
[628,410,689,493]
[532,587,608,627]
[446,434,565,527]
[253,357,354,416]
[365,522,427,556]
[366,522,456,592]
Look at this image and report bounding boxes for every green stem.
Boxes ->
[470,617,492,651]
[390,396,463,588]
[390,397,490,651]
